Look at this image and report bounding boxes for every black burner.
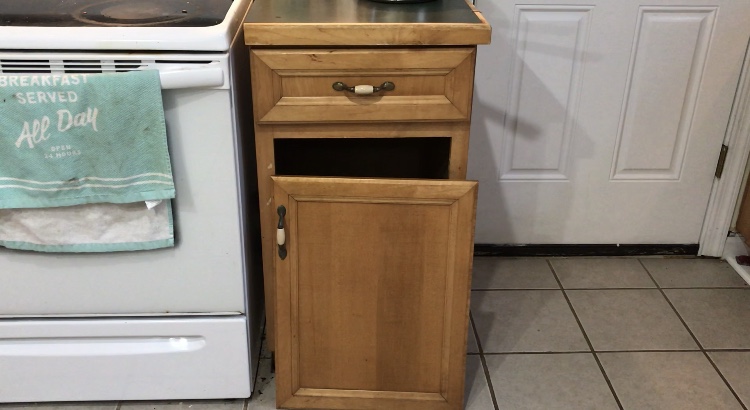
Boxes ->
[0,0,234,27]
[73,1,192,27]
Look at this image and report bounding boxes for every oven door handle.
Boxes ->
[158,66,225,90]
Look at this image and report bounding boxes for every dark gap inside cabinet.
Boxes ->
[274,137,451,179]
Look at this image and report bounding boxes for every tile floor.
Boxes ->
[468,257,750,410]
[2,257,750,410]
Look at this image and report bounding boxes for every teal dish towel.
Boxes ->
[0,70,175,252]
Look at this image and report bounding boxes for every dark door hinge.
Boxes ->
[715,144,729,178]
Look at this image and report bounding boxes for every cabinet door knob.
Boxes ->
[277,205,287,260]
[332,81,395,95]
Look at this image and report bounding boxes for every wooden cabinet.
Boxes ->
[245,1,490,408]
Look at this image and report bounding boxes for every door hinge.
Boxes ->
[715,144,729,178]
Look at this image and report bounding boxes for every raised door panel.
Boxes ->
[272,177,477,410]
[612,7,716,180]
[250,48,476,123]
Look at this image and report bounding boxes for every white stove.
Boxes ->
[0,0,263,403]
[0,0,248,51]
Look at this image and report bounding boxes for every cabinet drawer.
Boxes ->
[0,317,250,402]
[250,48,476,123]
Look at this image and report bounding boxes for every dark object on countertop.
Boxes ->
[368,0,436,3]
[736,255,750,266]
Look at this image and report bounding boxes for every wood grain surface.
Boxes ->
[251,48,476,124]
[273,176,477,409]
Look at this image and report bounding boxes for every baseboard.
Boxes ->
[721,236,750,286]
[474,244,700,257]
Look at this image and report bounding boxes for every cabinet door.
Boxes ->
[273,176,477,410]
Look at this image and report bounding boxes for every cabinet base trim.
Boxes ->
[282,388,451,410]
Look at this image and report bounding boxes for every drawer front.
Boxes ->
[250,48,476,123]
[0,318,250,402]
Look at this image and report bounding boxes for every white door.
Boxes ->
[469,0,750,244]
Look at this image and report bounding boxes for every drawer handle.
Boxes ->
[277,205,287,260]
[332,81,395,95]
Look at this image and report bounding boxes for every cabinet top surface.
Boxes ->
[243,0,490,46]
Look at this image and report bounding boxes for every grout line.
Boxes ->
[471,288,563,291]
[481,351,593,355]
[116,402,122,410]
[471,286,749,291]
[638,259,749,410]
[638,259,665,291]
[547,259,624,410]
[659,286,750,290]
[704,354,750,410]
[243,396,250,410]
[481,349,710,354]
[470,311,500,410]
[593,349,700,353]
[557,287,657,290]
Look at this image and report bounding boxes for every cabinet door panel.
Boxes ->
[273,177,477,410]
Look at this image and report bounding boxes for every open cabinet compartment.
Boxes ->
[274,137,452,179]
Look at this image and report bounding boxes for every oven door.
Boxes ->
[0,53,252,317]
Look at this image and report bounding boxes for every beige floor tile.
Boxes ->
[486,353,618,409]
[464,356,494,410]
[472,257,558,290]
[600,352,742,410]
[568,289,697,351]
[551,258,655,289]
[665,289,750,349]
[708,352,750,408]
[0,404,117,410]
[641,258,747,288]
[120,400,244,410]
[472,290,588,353]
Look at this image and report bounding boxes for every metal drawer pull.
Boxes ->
[332,81,395,95]
[277,205,287,260]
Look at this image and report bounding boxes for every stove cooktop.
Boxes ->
[0,0,235,27]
